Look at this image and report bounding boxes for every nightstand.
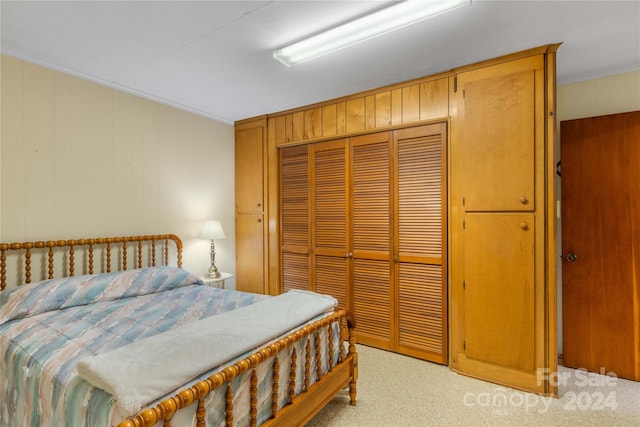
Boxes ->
[200,272,233,289]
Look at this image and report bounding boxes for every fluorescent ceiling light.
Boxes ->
[273,0,471,67]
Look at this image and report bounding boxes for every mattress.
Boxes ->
[0,267,339,426]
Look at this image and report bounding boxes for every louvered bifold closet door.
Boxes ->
[312,139,349,309]
[280,145,311,292]
[351,132,393,349]
[395,124,447,363]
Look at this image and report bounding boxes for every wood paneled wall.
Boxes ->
[267,77,449,146]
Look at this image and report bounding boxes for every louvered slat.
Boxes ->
[281,146,310,291]
[398,134,442,258]
[315,256,347,308]
[281,148,309,248]
[352,141,390,253]
[314,147,346,250]
[313,142,348,306]
[395,126,446,361]
[351,137,392,347]
[282,252,309,292]
[398,263,443,353]
[352,259,391,343]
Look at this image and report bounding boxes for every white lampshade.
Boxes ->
[199,220,226,240]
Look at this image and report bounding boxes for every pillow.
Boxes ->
[0,266,201,325]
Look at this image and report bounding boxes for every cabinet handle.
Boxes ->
[257,203,261,208]
[257,218,262,223]
[393,256,399,263]
[520,222,528,230]
[520,196,528,205]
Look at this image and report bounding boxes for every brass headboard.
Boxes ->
[0,234,183,291]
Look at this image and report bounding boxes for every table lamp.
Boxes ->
[200,220,226,278]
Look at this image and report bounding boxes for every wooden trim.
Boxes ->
[273,116,451,148]
[545,47,559,397]
[455,354,547,394]
[235,114,268,129]
[269,74,453,120]
[449,43,561,76]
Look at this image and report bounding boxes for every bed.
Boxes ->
[0,234,357,427]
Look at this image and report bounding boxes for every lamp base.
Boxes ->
[204,266,221,279]
[205,239,221,278]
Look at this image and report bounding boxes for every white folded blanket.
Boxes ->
[76,290,337,417]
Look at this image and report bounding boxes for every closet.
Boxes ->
[235,44,559,395]
[448,54,556,393]
[280,124,447,363]
[234,117,268,294]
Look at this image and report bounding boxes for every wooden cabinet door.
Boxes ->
[280,145,311,292]
[450,55,551,394]
[235,214,264,293]
[235,121,266,293]
[395,124,447,363]
[235,126,264,214]
[350,132,393,349]
[463,214,535,372]
[311,139,349,309]
[454,58,541,212]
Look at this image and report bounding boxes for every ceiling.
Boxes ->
[2,1,639,124]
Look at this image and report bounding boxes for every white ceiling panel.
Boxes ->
[2,0,639,123]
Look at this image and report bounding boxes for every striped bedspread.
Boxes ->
[0,267,278,426]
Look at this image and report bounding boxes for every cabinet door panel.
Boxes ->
[351,133,392,348]
[280,145,310,291]
[397,125,445,259]
[353,258,392,348]
[312,139,348,307]
[235,126,264,213]
[395,124,447,362]
[463,214,535,372]
[398,263,443,356]
[282,252,310,292]
[315,255,348,309]
[351,133,391,256]
[458,69,537,212]
[235,214,264,293]
[313,140,347,253]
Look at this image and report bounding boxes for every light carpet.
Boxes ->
[306,345,640,427]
